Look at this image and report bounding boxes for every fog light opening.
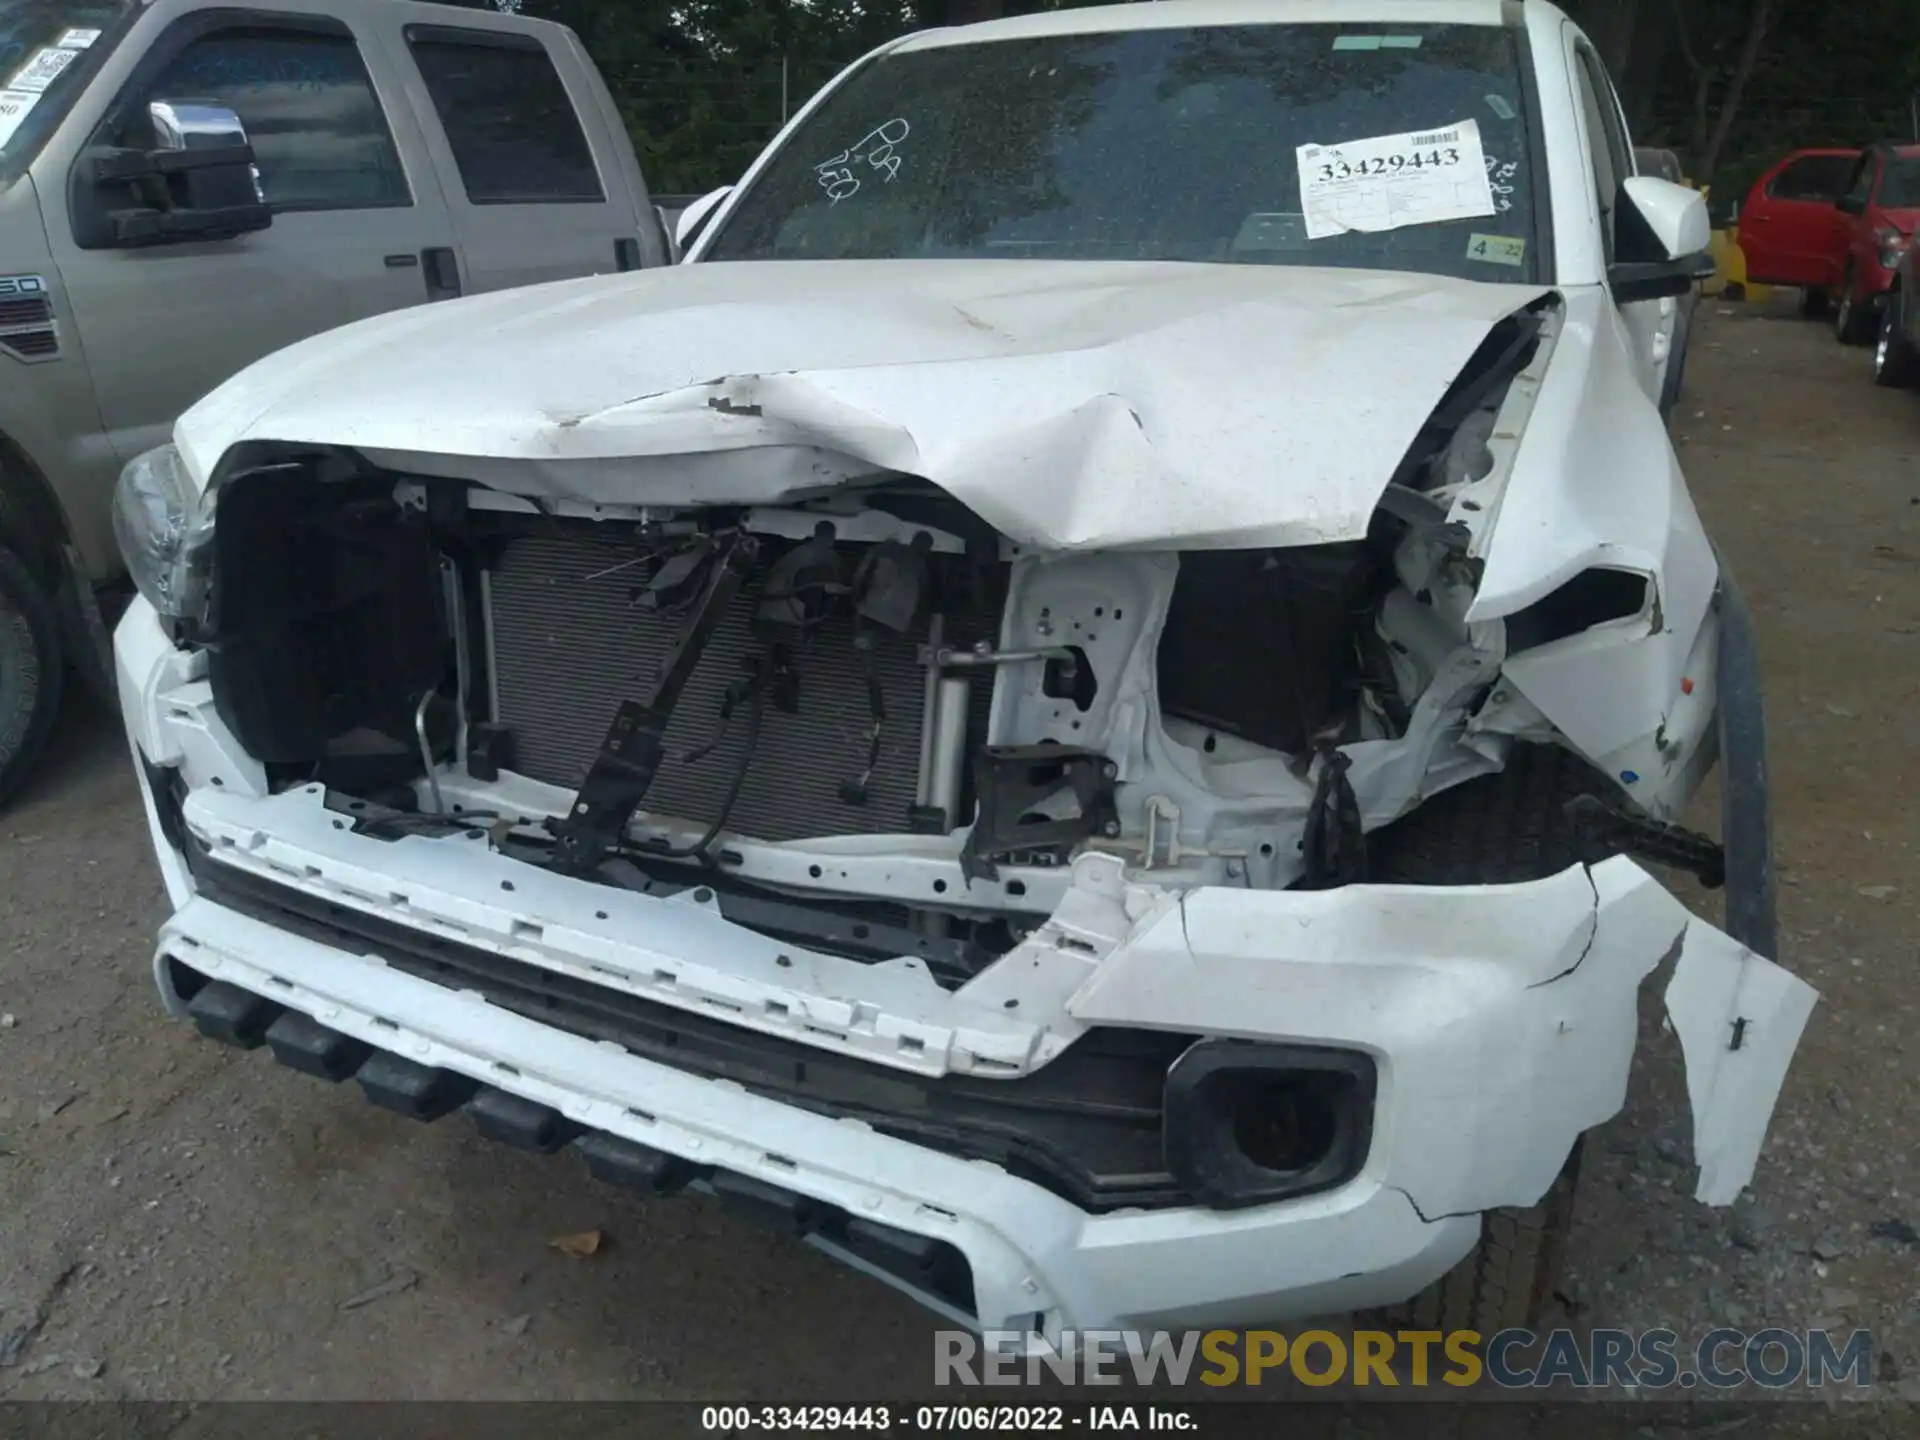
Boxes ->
[1163,1041,1376,1209]
[1219,1072,1342,1174]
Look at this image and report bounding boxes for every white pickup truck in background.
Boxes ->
[0,0,672,803]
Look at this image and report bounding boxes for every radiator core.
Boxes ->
[484,522,988,843]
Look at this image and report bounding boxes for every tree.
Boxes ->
[1671,0,1775,178]
[921,0,1004,22]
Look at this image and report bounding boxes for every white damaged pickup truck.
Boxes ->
[112,0,1815,1341]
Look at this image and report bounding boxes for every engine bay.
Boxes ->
[173,290,1739,988]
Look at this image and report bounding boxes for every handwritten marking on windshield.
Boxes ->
[814,118,910,205]
[1485,154,1519,213]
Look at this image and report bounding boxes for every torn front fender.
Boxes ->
[1065,856,1815,1222]
[1666,923,1817,1205]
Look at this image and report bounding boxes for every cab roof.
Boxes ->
[895,0,1521,51]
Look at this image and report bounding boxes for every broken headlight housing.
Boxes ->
[113,443,214,624]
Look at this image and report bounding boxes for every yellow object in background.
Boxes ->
[1694,180,1771,302]
[1705,227,1744,297]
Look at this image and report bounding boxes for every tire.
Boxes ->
[1367,744,1615,1329]
[1834,268,1875,345]
[1369,742,1616,886]
[1873,293,1920,387]
[0,544,65,809]
[1796,287,1830,320]
[1385,1146,1583,1333]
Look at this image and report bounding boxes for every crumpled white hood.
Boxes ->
[177,259,1547,550]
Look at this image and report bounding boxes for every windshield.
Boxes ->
[1879,157,1920,210]
[706,23,1542,284]
[0,1,136,179]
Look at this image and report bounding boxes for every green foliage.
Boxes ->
[500,0,1107,192]
[1570,0,1920,198]
[484,0,1920,201]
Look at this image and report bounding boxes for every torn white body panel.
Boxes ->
[172,259,1549,551]
[121,590,1812,1332]
[1667,927,1819,1205]
[1459,290,1720,812]
[1070,853,1812,1221]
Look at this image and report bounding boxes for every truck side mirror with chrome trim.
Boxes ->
[69,100,272,250]
[1609,176,1714,304]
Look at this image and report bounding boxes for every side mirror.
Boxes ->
[70,99,271,249]
[1609,176,1714,303]
[674,186,733,255]
[1835,193,1868,216]
[149,99,247,151]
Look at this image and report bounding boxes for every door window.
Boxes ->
[405,30,602,204]
[1572,44,1629,262]
[1843,154,1876,207]
[1767,154,1854,202]
[119,25,408,210]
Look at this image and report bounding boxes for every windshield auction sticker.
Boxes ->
[1297,118,1496,239]
[0,89,40,149]
[7,45,79,95]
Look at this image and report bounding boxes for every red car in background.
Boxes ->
[1829,144,1920,343]
[1741,144,1920,343]
[1738,148,1858,309]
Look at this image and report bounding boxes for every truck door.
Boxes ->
[377,14,654,293]
[34,3,462,469]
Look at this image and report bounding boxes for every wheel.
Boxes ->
[1367,744,1615,1328]
[1834,268,1875,345]
[0,543,65,809]
[1797,287,1830,319]
[1873,293,1920,387]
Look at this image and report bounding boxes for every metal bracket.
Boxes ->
[960,746,1118,884]
[931,639,1079,679]
[1143,795,1181,870]
[551,532,758,874]
[1567,795,1726,889]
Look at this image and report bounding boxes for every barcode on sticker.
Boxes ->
[1412,130,1459,146]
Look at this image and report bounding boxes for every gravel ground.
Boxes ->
[0,300,1916,1407]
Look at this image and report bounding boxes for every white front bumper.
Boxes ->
[117,598,1817,1338]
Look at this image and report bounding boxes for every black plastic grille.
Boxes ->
[188,845,1196,1213]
